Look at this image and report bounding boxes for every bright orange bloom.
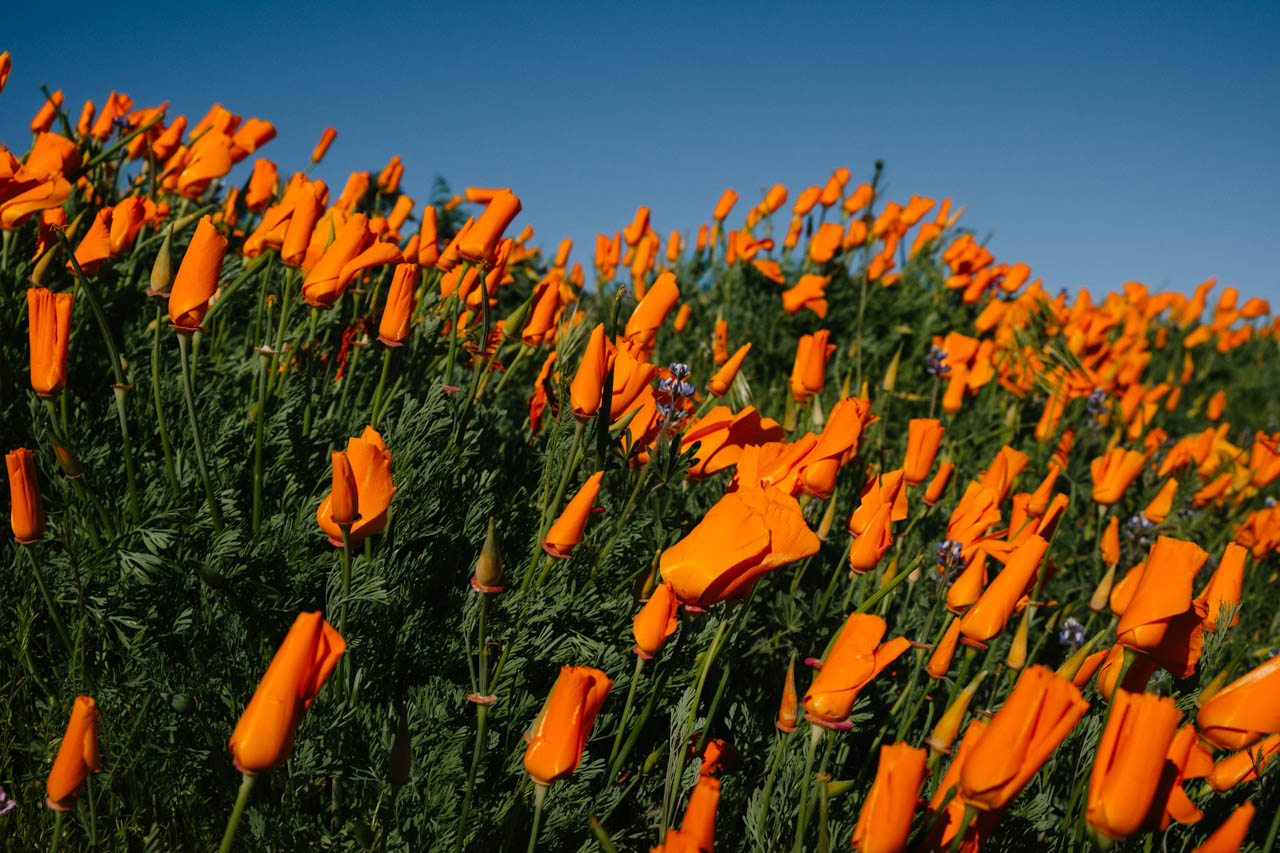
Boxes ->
[803,613,910,727]
[528,352,558,432]
[655,775,721,852]
[789,330,833,401]
[30,89,63,133]
[903,419,944,485]
[168,216,226,329]
[316,427,395,543]
[1207,390,1226,421]
[799,397,874,499]
[928,672,986,757]
[946,481,1001,548]
[1144,477,1179,523]
[377,263,421,345]
[673,303,692,333]
[660,483,819,608]
[70,207,112,276]
[45,696,100,810]
[7,448,45,544]
[230,118,276,162]
[808,222,844,264]
[1196,654,1280,750]
[245,158,278,211]
[1208,734,1280,792]
[27,287,73,397]
[1191,801,1255,853]
[177,130,234,198]
[852,743,926,853]
[958,665,1089,811]
[1100,516,1120,566]
[923,462,954,506]
[849,503,893,573]
[781,274,830,317]
[712,319,728,365]
[0,51,9,94]
[1090,448,1146,505]
[458,190,521,263]
[624,270,680,353]
[543,471,604,557]
[777,656,799,732]
[959,535,1049,643]
[328,451,358,527]
[302,213,402,308]
[569,324,616,419]
[680,406,783,479]
[229,611,345,774]
[848,470,908,534]
[926,616,962,679]
[1116,536,1208,677]
[1195,543,1245,631]
[708,343,750,396]
[109,195,153,256]
[311,127,337,163]
[633,582,679,658]
[523,665,612,785]
[1086,689,1181,840]
[713,188,738,220]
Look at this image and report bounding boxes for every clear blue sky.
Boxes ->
[4,1,1278,300]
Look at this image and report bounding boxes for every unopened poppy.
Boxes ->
[1116,536,1208,677]
[45,696,100,810]
[1086,689,1180,840]
[959,535,1049,643]
[7,448,45,544]
[168,216,227,329]
[27,287,73,397]
[1090,448,1146,505]
[1196,654,1280,750]
[903,419,944,485]
[633,583,679,658]
[852,743,926,853]
[709,343,750,396]
[458,190,521,263]
[311,127,337,163]
[569,324,615,419]
[543,471,604,557]
[523,665,612,785]
[316,427,395,543]
[377,263,420,345]
[1190,801,1255,853]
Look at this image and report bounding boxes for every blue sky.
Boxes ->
[3,1,1278,299]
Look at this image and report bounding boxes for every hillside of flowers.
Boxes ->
[2,53,1279,852]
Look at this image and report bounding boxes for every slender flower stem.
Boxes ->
[488,341,529,397]
[48,810,64,853]
[790,724,825,853]
[151,304,180,498]
[24,546,74,657]
[301,307,321,437]
[539,420,586,535]
[338,525,354,693]
[370,346,395,428]
[177,331,224,532]
[756,731,789,842]
[251,349,271,534]
[606,655,646,780]
[526,782,548,853]
[455,592,491,851]
[217,773,257,853]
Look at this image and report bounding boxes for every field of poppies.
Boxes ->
[2,53,1280,852]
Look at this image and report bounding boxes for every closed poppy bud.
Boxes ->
[928,670,986,758]
[663,775,720,851]
[1196,654,1280,750]
[471,517,504,593]
[1095,644,1158,700]
[713,188,738,221]
[852,743,926,853]
[8,448,46,544]
[673,303,691,333]
[959,535,1049,643]
[926,616,962,679]
[31,89,63,134]
[1207,390,1226,421]
[713,319,729,365]
[245,158,278,211]
[708,343,749,397]
[1086,689,1180,840]
[1090,448,1146,505]
[923,462,954,506]
[229,611,345,774]
[316,426,395,544]
[311,126,337,163]
[45,696,100,810]
[633,582,679,658]
[458,190,521,264]
[1190,800,1254,853]
[1006,607,1030,671]
[27,287,73,397]
[377,263,420,345]
[959,666,1089,811]
[328,451,358,527]
[569,324,615,419]
[789,330,833,401]
[1100,516,1120,565]
[168,216,226,329]
[777,654,799,732]
[0,51,9,94]
[416,204,439,267]
[1139,477,1176,523]
[544,471,604,557]
[1064,649,1108,689]
[904,419,945,484]
[523,665,612,785]
[803,613,910,727]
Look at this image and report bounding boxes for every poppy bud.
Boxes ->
[7,448,46,544]
[632,582,679,657]
[473,518,504,592]
[927,671,986,757]
[311,127,337,164]
[168,216,226,329]
[708,343,750,397]
[523,666,612,786]
[926,616,962,679]
[27,287,73,397]
[923,462,954,506]
[713,188,738,221]
[543,471,604,557]
[777,654,799,732]
[329,451,359,527]
[45,696,100,810]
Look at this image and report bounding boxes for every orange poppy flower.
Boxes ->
[1190,801,1255,853]
[633,582,679,658]
[623,270,679,353]
[316,426,395,543]
[245,158,278,211]
[459,189,522,264]
[311,127,337,163]
[799,397,874,499]
[803,614,910,728]
[781,274,830,317]
[927,672,985,757]
[959,535,1049,643]
[229,611,345,774]
[1116,536,1208,677]
[543,471,604,557]
[903,419,945,485]
[681,406,783,480]
[1090,448,1146,505]
[1207,734,1279,792]
[713,188,738,221]
[849,503,894,573]
[1086,689,1181,840]
[1207,390,1226,421]
[958,665,1089,811]
[27,287,73,397]
[1196,654,1280,751]
[656,775,721,852]
[789,330,834,402]
[1100,516,1120,565]
[923,462,955,506]
[30,89,64,134]
[660,483,819,608]
[523,665,612,785]
[302,213,402,308]
[45,696,100,810]
[708,343,750,397]
[946,481,1001,548]
[926,616,962,679]
[808,222,844,264]
[852,742,926,853]
[1144,478,1179,523]
[7,448,45,544]
[0,51,9,94]
[70,208,112,276]
[168,215,226,329]
[378,263,421,345]
[1195,543,1246,631]
[568,324,615,419]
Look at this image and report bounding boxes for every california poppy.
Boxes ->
[543,471,604,557]
[777,656,799,733]
[45,696,100,810]
[523,666,612,785]
[709,343,750,397]
[1195,543,1246,631]
[27,287,73,397]
[458,190,521,264]
[7,447,46,544]
[959,535,1049,643]
[1190,801,1255,853]
[782,275,830,318]
[328,451,358,528]
[1090,448,1146,505]
[168,216,227,329]
[633,583,679,658]
[1086,689,1181,840]
[316,427,395,543]
[903,419,944,485]
[789,330,833,401]
[1196,654,1280,750]
[229,612,345,774]
[569,324,615,419]
[713,188,738,221]
[923,462,954,506]
[311,127,337,163]
[1116,536,1208,677]
[377,263,420,345]
[852,742,926,853]
[803,613,910,727]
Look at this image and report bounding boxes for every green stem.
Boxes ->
[790,724,825,853]
[756,731,789,843]
[338,525,353,692]
[202,253,271,329]
[539,420,586,535]
[946,804,978,853]
[490,342,529,396]
[302,307,321,437]
[152,304,180,498]
[455,593,491,851]
[251,349,270,534]
[370,346,395,428]
[217,773,257,853]
[25,546,74,657]
[606,655,646,781]
[177,332,224,532]
[526,782,548,853]
[48,810,64,853]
